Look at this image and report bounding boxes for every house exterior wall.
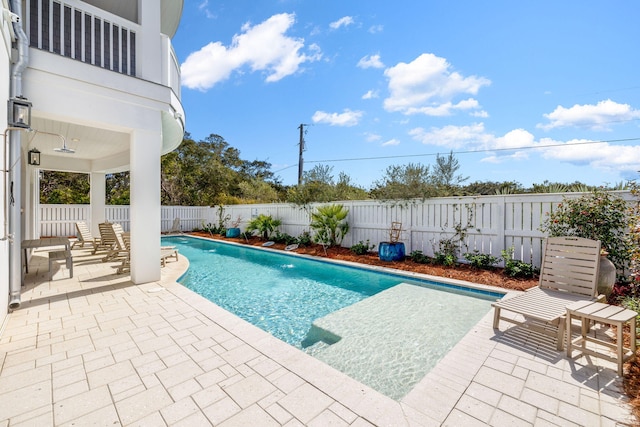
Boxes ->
[2,0,185,312]
[1,0,13,325]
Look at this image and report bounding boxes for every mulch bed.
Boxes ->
[188,232,538,291]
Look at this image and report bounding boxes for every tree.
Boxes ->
[238,179,280,203]
[370,163,435,202]
[334,172,369,201]
[432,151,468,196]
[106,172,130,204]
[40,171,90,204]
[286,165,366,205]
[462,181,524,195]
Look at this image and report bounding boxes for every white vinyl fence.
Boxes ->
[40,191,634,268]
[39,205,211,236]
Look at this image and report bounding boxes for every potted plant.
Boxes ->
[379,222,405,261]
[225,216,242,238]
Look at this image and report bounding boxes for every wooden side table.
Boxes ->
[566,300,637,376]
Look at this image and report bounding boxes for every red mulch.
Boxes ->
[188,232,538,291]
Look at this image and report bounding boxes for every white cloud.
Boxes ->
[382,138,400,146]
[198,0,216,19]
[362,90,379,100]
[383,53,490,116]
[329,16,355,30]
[357,54,384,69]
[409,123,491,149]
[368,24,384,34]
[312,109,363,126]
[538,99,640,131]
[403,98,480,116]
[409,122,640,175]
[181,13,322,91]
[364,132,382,142]
[471,110,489,118]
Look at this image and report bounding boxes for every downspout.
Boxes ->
[8,0,29,310]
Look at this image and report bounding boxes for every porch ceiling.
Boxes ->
[26,117,129,170]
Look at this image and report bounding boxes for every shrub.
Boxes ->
[202,222,223,235]
[310,204,350,247]
[540,187,631,274]
[350,240,374,255]
[246,214,282,240]
[463,250,500,270]
[273,232,298,245]
[501,248,538,279]
[297,231,313,247]
[409,250,431,264]
[620,295,640,330]
[434,251,457,267]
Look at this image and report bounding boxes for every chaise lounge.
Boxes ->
[492,236,602,350]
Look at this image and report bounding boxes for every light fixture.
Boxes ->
[8,97,32,129]
[53,136,75,153]
[27,148,40,166]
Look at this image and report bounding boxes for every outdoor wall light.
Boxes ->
[8,97,32,129]
[27,148,40,166]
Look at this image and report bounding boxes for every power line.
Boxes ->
[272,137,640,174]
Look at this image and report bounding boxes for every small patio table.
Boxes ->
[566,300,637,375]
[21,237,71,274]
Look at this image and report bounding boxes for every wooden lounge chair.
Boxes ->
[166,217,183,234]
[116,242,179,274]
[492,236,602,350]
[70,221,100,250]
[99,223,128,262]
[95,222,118,255]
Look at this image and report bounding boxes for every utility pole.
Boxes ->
[297,124,308,185]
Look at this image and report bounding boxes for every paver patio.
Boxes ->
[0,244,635,426]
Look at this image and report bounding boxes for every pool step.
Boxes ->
[302,282,493,400]
[302,340,332,357]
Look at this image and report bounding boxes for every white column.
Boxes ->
[130,127,161,284]
[138,0,162,83]
[90,172,106,236]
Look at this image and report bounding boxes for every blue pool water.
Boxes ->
[165,236,500,349]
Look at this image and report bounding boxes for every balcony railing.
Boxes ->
[25,0,137,76]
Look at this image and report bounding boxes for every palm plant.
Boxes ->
[310,204,350,247]
[246,214,282,240]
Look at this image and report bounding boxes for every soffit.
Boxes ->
[26,117,129,163]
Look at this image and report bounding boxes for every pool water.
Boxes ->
[166,236,499,399]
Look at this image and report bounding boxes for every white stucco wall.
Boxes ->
[1,1,13,326]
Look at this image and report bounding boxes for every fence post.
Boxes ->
[496,196,506,264]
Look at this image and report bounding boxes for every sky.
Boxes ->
[171,1,640,190]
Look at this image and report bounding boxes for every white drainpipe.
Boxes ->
[8,0,29,310]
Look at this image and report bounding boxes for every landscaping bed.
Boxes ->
[188,232,538,291]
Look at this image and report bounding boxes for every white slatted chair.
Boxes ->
[71,221,99,250]
[492,236,602,350]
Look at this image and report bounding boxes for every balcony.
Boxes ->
[23,0,181,96]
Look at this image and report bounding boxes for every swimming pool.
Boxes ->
[165,235,502,399]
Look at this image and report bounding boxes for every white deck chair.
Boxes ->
[492,236,602,351]
[166,217,183,234]
[71,221,100,249]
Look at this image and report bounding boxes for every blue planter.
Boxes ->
[378,242,405,262]
[226,227,241,238]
